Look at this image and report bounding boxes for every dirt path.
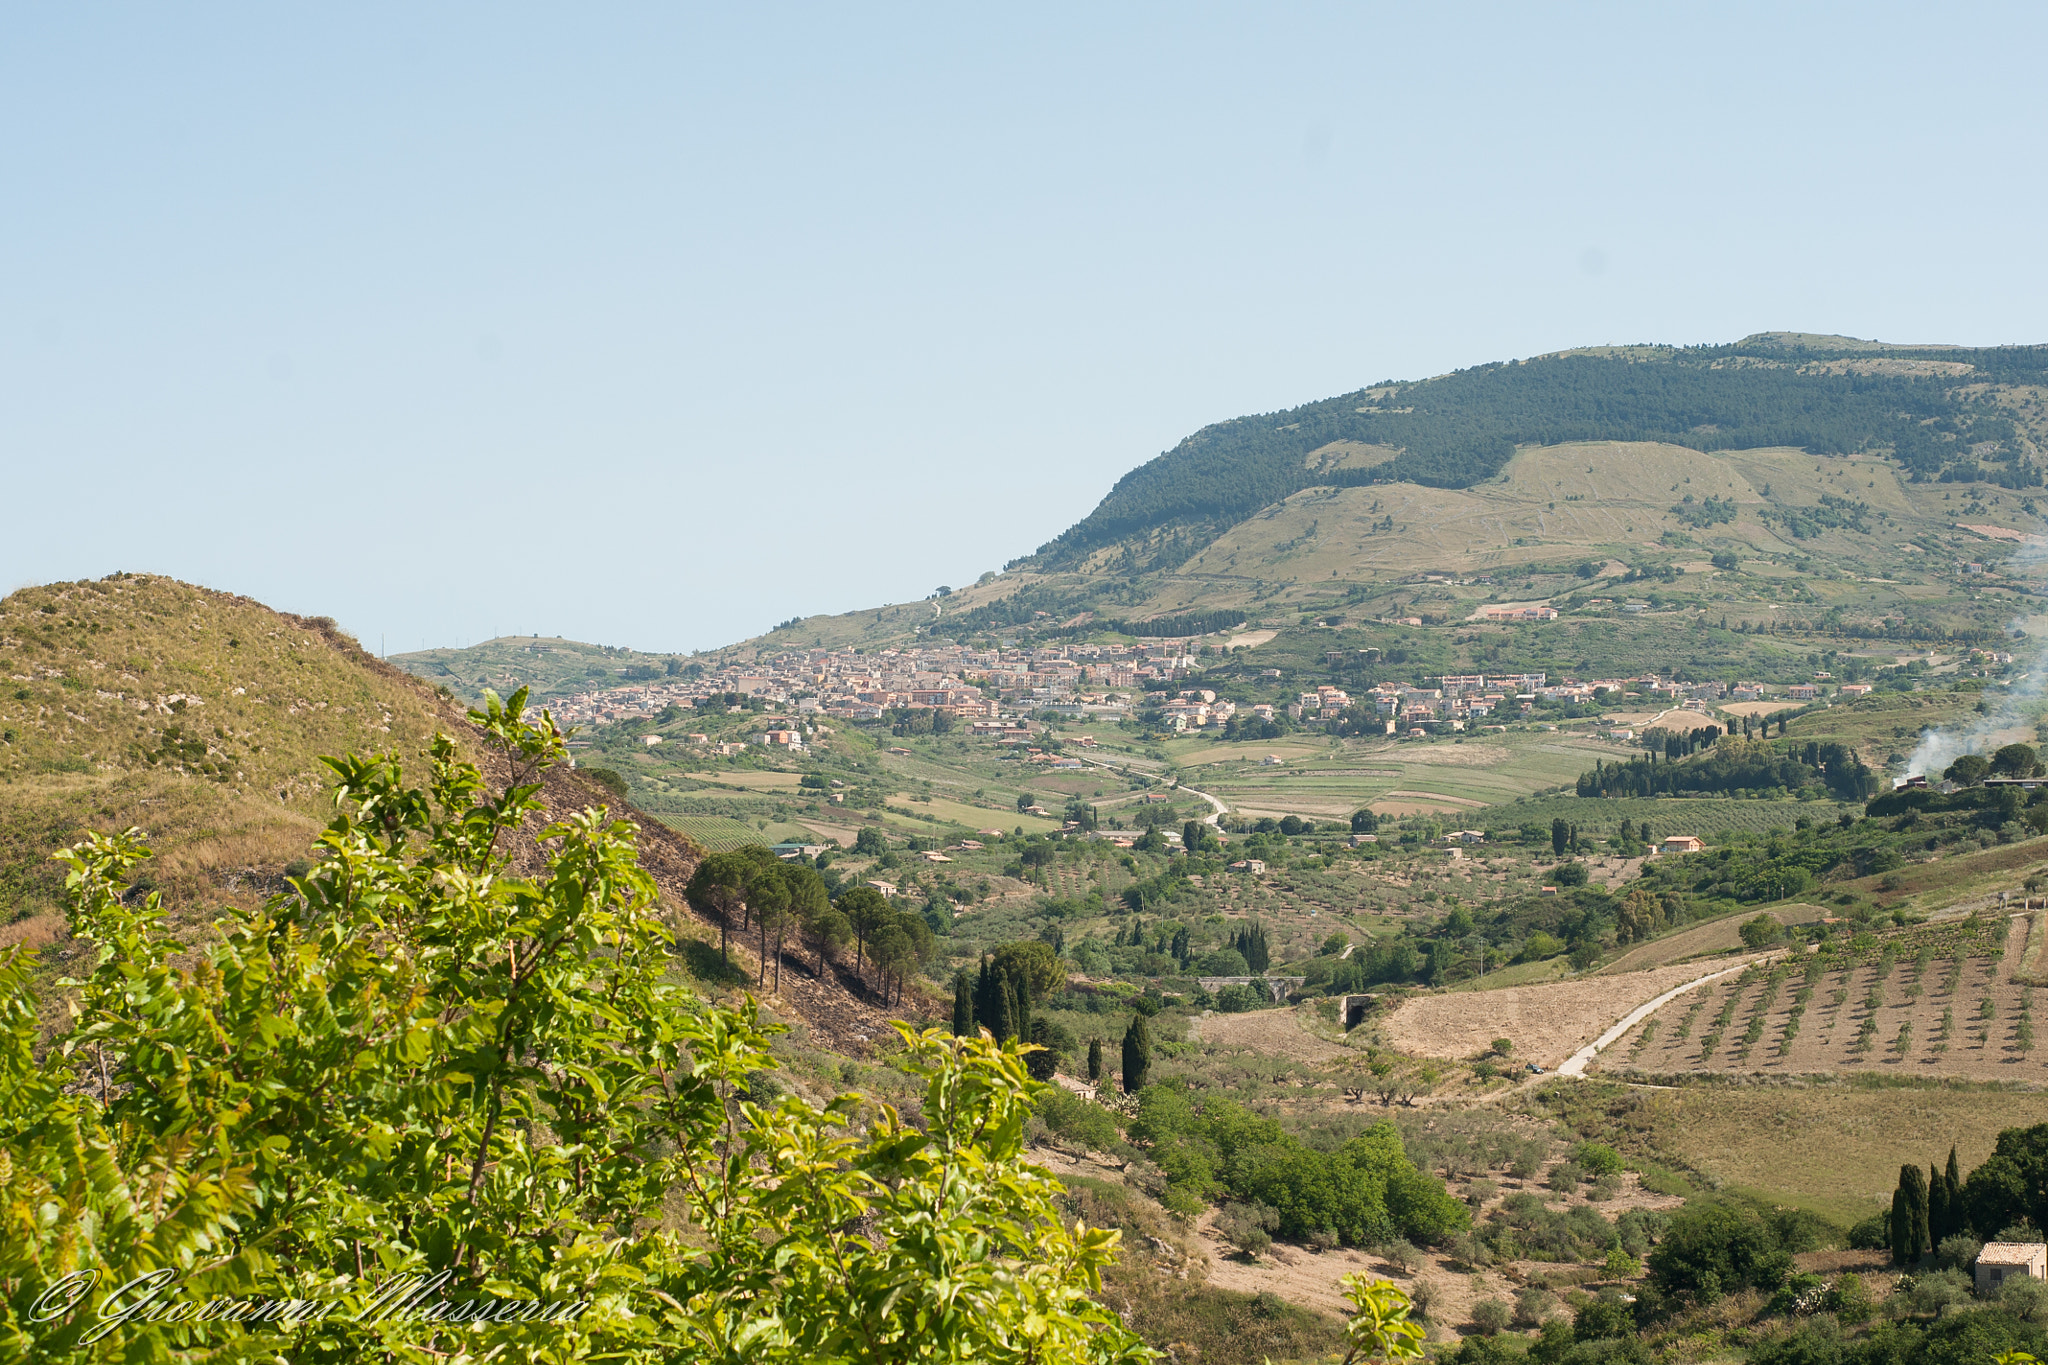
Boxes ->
[1382,961,1763,1069]
[1195,1212,1522,1333]
[1559,958,1767,1075]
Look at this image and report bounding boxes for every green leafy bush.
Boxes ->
[1573,1142,1624,1177]
[1646,1199,1794,1303]
[1035,1087,1125,1154]
[1129,1089,1467,1247]
[0,692,1145,1363]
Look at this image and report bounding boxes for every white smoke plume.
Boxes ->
[1904,536,2048,779]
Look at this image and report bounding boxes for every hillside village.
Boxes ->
[522,638,1928,753]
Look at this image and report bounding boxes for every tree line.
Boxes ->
[1574,737,1880,802]
[685,847,935,1003]
[1884,1127,2048,1263]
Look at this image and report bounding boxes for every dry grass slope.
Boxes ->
[0,574,475,936]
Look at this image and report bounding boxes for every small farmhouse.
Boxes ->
[1977,1243,2047,1295]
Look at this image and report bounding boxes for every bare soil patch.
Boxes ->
[1194,1215,1519,1340]
[1370,791,1488,816]
[1193,1006,1352,1064]
[1384,963,1733,1068]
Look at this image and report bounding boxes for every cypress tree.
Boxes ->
[952,969,974,1037]
[1928,1162,1950,1247]
[990,978,1015,1043]
[1087,1037,1103,1082]
[1010,971,1031,1044]
[1892,1170,1925,1268]
[1912,1165,1932,1255]
[974,958,995,1033]
[1237,922,1270,974]
[1121,1013,1152,1093]
[1891,1182,1911,1265]
[1946,1146,1963,1236]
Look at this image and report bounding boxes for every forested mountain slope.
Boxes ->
[718,333,2048,659]
[1026,334,2048,570]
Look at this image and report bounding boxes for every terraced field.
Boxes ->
[1596,914,2048,1081]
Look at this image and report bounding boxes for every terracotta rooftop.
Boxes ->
[1978,1243,2047,1264]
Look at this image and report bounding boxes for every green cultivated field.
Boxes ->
[649,814,817,851]
[1186,733,1616,821]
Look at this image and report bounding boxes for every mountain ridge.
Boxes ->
[1022,333,2048,572]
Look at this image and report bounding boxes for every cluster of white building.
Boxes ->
[540,640,1212,732]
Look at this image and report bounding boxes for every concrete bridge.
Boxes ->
[1340,992,1382,1028]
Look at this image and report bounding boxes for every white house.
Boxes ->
[1977,1243,2048,1296]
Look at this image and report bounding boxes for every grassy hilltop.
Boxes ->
[0,574,474,943]
[393,633,689,705]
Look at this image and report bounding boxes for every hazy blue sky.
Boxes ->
[6,5,2047,654]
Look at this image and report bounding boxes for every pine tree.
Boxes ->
[1087,1037,1103,1082]
[1121,1014,1152,1093]
[952,969,974,1037]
